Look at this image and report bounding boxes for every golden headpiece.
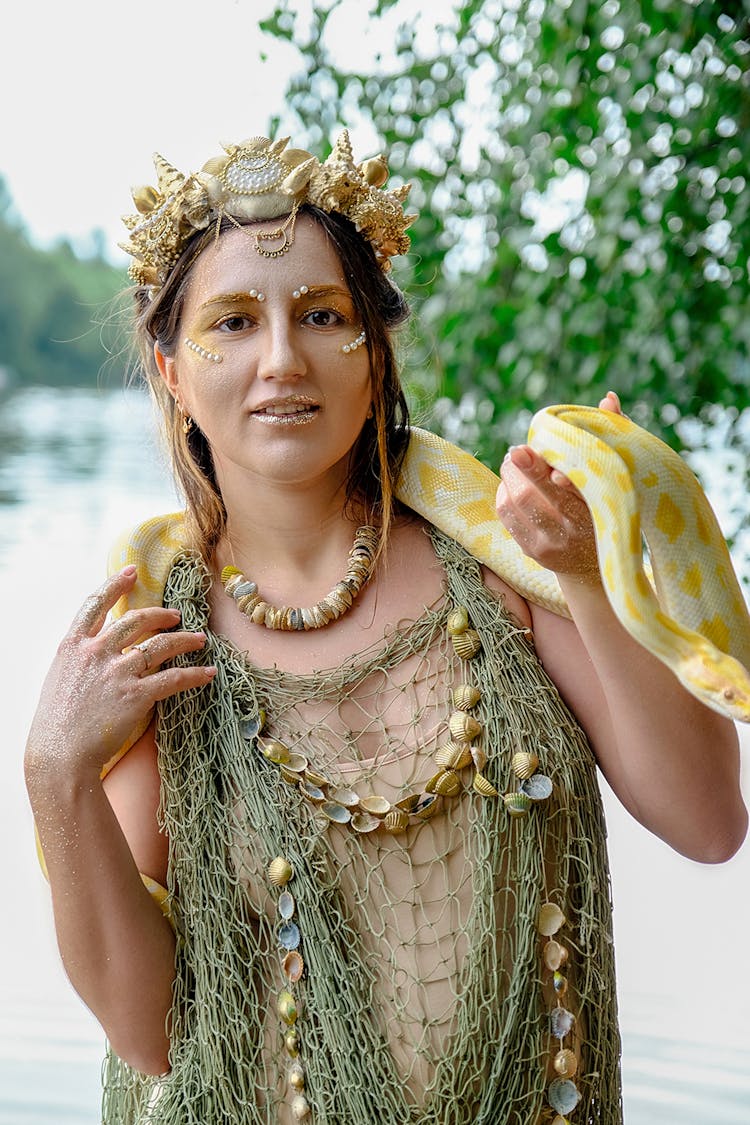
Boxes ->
[120,130,416,288]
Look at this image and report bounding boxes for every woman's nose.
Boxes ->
[256,320,306,381]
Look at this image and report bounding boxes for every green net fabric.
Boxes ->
[101,529,622,1124]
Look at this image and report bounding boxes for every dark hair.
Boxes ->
[131,205,411,559]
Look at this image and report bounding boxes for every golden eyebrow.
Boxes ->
[291,285,351,300]
[199,291,267,309]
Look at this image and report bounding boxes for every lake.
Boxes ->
[1,385,748,1123]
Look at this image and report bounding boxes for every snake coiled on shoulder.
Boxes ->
[111,405,750,723]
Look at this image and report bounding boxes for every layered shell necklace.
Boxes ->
[221,525,379,632]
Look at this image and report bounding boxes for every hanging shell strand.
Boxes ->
[268,856,312,1120]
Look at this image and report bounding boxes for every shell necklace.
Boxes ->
[220,525,379,631]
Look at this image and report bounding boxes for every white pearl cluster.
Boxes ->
[248,289,266,302]
[184,337,223,363]
[291,285,310,299]
[342,330,366,354]
[224,154,284,196]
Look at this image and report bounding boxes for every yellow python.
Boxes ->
[111,404,750,723]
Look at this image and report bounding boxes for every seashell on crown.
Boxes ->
[120,130,417,288]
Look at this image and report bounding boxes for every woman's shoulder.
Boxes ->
[394,514,532,629]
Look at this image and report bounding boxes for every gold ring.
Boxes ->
[135,641,152,672]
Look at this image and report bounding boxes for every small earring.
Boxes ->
[176,397,193,434]
[342,330,366,354]
[291,285,310,299]
[366,404,374,420]
[185,337,223,363]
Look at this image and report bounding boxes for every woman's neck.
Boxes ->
[214,479,370,607]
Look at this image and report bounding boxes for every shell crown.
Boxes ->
[120,129,417,288]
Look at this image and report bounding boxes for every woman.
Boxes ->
[25,132,746,1124]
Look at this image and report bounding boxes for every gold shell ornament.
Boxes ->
[473,773,499,797]
[268,857,294,887]
[434,741,473,770]
[428,769,462,797]
[503,791,532,817]
[452,683,482,710]
[451,628,482,660]
[288,1062,306,1091]
[278,990,298,1025]
[446,607,469,635]
[383,808,409,834]
[511,750,539,779]
[448,711,482,743]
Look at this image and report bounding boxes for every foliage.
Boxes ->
[260,0,750,551]
[0,184,125,389]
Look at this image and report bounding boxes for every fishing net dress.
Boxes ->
[101,528,623,1125]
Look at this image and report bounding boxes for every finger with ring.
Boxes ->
[134,640,153,673]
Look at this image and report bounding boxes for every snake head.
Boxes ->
[680,649,750,723]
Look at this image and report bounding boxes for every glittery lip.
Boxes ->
[250,395,319,425]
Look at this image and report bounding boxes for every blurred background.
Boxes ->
[2,1,749,1121]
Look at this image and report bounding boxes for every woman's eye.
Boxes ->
[305,308,341,328]
[218,314,252,332]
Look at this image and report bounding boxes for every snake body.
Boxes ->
[111,405,750,723]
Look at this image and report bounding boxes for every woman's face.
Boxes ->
[156,216,372,503]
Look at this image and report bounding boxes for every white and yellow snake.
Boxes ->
[111,404,750,723]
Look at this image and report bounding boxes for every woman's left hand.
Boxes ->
[496,391,622,580]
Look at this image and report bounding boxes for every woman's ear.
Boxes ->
[154,342,178,396]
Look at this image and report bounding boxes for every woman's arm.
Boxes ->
[496,394,747,864]
[530,588,745,862]
[25,566,215,1074]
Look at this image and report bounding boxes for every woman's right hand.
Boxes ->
[26,564,215,783]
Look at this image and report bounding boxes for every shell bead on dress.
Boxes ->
[543,940,569,971]
[351,811,380,833]
[319,801,352,824]
[537,902,565,936]
[549,1007,575,1039]
[283,951,305,984]
[473,773,499,798]
[553,1048,579,1078]
[448,711,482,742]
[520,773,554,801]
[291,1094,311,1120]
[511,750,539,779]
[503,790,531,816]
[359,795,391,817]
[452,683,481,710]
[278,990,298,1025]
[278,891,296,920]
[451,628,482,660]
[548,1077,581,1115]
[278,922,301,951]
[268,857,293,886]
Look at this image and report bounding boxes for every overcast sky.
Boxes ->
[2,0,432,262]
